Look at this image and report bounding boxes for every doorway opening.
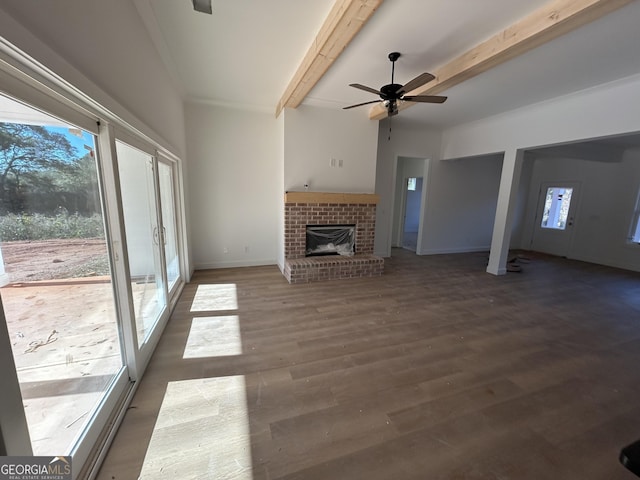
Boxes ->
[391,157,428,255]
[402,177,423,251]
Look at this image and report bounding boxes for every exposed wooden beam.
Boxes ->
[370,0,634,120]
[275,0,383,118]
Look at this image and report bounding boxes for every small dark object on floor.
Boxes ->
[621,438,640,477]
[486,253,530,273]
[506,263,522,273]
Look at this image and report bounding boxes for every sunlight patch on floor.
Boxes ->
[190,284,238,312]
[183,315,242,358]
[138,376,253,480]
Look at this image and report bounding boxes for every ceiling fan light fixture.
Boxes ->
[192,0,212,14]
[343,52,446,117]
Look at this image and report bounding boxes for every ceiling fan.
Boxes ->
[343,52,446,117]
[192,0,212,14]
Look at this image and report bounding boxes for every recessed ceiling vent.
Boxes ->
[192,0,212,14]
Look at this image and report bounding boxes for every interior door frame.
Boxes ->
[389,156,429,256]
[397,177,409,247]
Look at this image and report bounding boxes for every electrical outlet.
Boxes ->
[338,159,344,168]
[330,157,337,167]
[223,247,229,254]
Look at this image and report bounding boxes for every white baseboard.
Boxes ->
[194,258,277,270]
[417,245,490,255]
[566,254,640,273]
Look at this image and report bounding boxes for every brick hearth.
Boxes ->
[283,192,384,284]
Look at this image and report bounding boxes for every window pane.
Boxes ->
[115,141,166,345]
[630,192,640,243]
[541,187,573,230]
[158,161,179,290]
[0,95,124,456]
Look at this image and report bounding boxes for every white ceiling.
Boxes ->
[138,0,640,128]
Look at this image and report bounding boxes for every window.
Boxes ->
[407,177,417,191]
[541,187,573,230]
[630,191,640,243]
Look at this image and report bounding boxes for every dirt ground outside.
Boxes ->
[2,238,110,283]
[0,238,120,455]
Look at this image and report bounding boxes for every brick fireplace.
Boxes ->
[283,192,384,283]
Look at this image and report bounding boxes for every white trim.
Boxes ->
[185,95,273,114]
[194,259,277,270]
[386,155,399,257]
[84,380,137,480]
[564,253,640,273]
[0,306,32,456]
[487,265,508,275]
[418,246,491,255]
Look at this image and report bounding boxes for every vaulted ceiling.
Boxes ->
[136,0,640,128]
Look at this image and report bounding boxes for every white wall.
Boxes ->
[439,74,640,273]
[519,152,640,271]
[185,102,280,269]
[441,74,640,161]
[374,119,442,256]
[283,105,378,193]
[0,1,186,157]
[420,154,503,255]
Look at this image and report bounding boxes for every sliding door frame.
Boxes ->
[0,37,188,478]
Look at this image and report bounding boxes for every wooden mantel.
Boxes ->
[284,191,379,204]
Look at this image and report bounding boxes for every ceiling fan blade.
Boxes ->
[343,100,381,110]
[349,83,382,96]
[192,0,212,14]
[396,72,435,95]
[402,95,447,104]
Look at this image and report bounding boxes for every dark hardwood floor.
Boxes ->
[97,249,640,479]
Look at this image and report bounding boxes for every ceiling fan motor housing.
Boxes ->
[380,83,404,100]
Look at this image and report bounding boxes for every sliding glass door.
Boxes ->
[0,93,129,468]
[115,141,167,347]
[0,82,185,477]
[158,158,180,295]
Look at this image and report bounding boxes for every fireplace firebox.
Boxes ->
[306,225,355,257]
